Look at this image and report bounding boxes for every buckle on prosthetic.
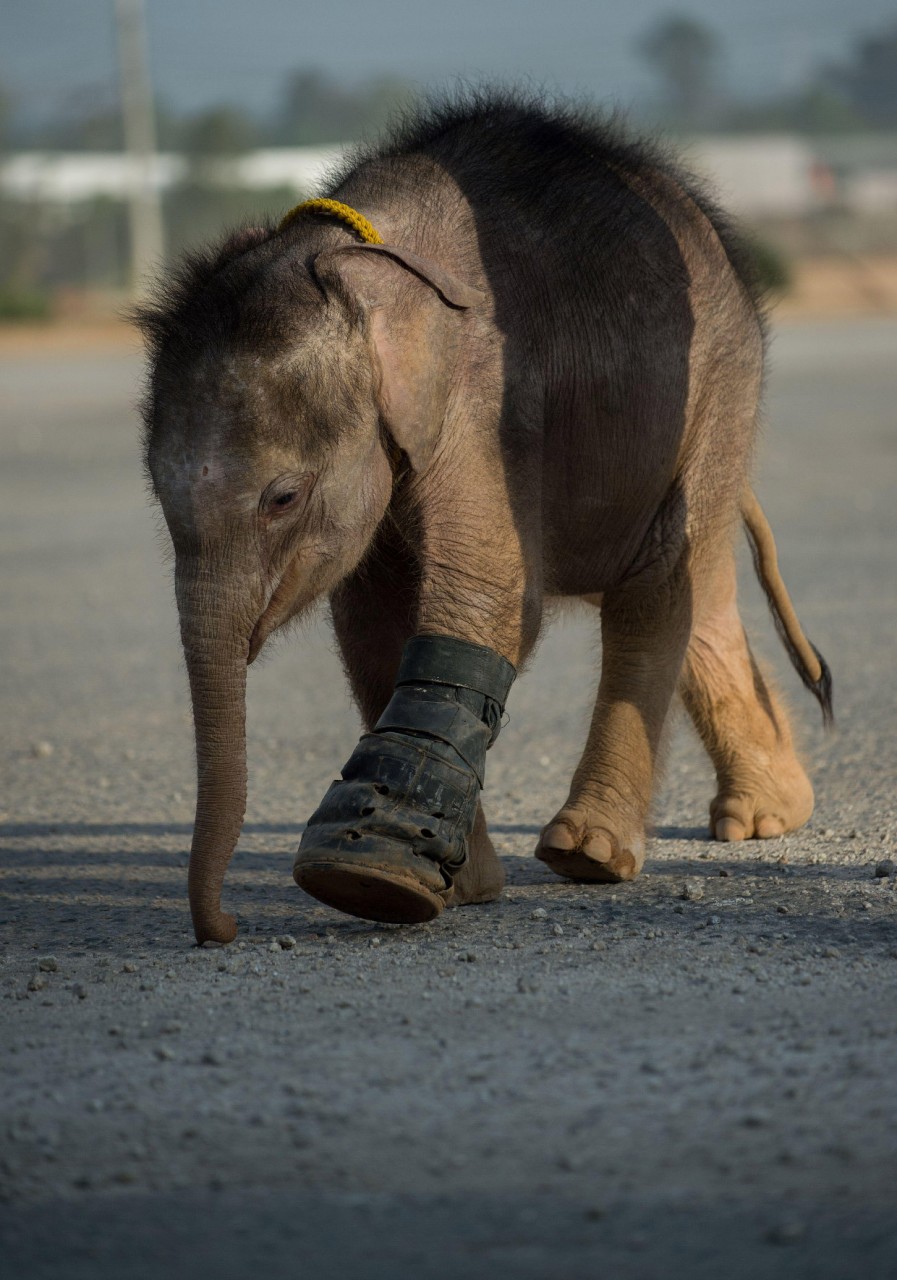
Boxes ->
[294,636,516,923]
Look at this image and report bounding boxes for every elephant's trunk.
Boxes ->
[178,571,251,945]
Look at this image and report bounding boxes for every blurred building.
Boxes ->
[0,147,345,204]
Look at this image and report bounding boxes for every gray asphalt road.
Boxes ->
[1,319,896,1278]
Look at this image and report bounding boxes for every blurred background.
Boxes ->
[3,0,897,321]
[3,7,897,1261]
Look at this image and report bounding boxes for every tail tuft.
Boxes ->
[809,643,834,728]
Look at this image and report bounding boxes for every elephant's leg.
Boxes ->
[679,548,813,841]
[537,564,693,882]
[329,523,506,909]
[294,400,544,927]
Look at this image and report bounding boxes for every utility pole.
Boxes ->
[114,0,164,297]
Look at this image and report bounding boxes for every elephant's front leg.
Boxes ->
[294,450,537,924]
[537,569,693,881]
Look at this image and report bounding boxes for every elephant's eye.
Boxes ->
[260,472,316,517]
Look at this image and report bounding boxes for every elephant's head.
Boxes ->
[138,222,482,943]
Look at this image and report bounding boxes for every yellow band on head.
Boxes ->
[278,198,384,245]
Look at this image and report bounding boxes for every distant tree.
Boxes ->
[828,21,897,127]
[276,69,414,145]
[637,14,722,130]
[725,84,864,135]
[180,106,258,159]
[30,87,124,150]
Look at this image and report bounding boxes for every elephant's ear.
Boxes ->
[314,244,485,473]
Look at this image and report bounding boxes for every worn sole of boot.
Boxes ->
[293,859,447,925]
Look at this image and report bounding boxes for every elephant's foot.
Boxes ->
[445,805,505,908]
[710,757,814,842]
[295,635,516,925]
[535,807,646,883]
[293,732,475,924]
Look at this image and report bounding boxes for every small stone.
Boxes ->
[517,977,539,994]
[718,868,731,877]
[27,974,47,992]
[766,1220,806,1245]
[552,924,564,937]
[277,935,297,950]
[530,908,548,920]
[591,941,607,952]
[742,1111,768,1128]
[31,741,54,759]
[121,961,138,973]
[200,1050,224,1066]
[154,1046,175,1062]
[38,957,58,973]
[268,941,282,953]
[821,947,839,959]
[680,880,704,901]
[72,984,88,1000]
[556,1152,585,1172]
[874,860,895,878]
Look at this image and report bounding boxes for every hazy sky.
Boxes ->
[5,0,897,124]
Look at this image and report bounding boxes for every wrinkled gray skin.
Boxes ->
[141,102,819,944]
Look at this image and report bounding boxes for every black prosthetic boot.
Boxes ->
[293,636,516,923]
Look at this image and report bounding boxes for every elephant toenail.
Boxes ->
[582,832,613,861]
[715,817,746,842]
[542,823,576,851]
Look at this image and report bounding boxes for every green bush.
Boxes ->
[741,234,793,295]
[0,289,52,322]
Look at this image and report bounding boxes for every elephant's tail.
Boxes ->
[741,489,833,726]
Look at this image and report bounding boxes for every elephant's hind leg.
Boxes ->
[537,553,693,883]
[680,549,814,841]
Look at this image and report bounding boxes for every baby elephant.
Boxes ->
[138,94,831,945]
